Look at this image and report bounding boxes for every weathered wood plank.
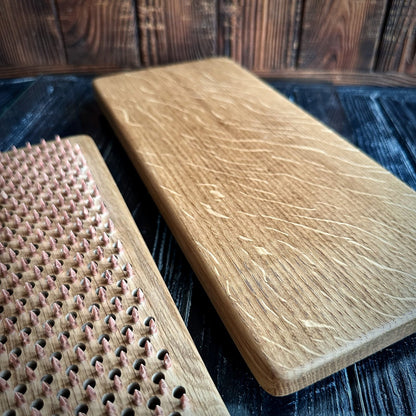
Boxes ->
[298,0,388,70]
[56,0,140,67]
[94,58,416,395]
[0,0,65,67]
[218,0,302,70]
[337,87,416,189]
[375,0,416,74]
[136,0,217,66]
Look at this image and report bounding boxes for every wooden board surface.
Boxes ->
[0,136,230,416]
[94,58,416,396]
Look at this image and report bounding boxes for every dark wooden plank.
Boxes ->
[218,0,302,70]
[0,0,65,67]
[56,0,140,67]
[378,96,416,171]
[0,79,34,119]
[298,0,388,70]
[348,335,416,415]
[376,0,416,74]
[337,87,416,189]
[291,84,355,139]
[136,0,217,66]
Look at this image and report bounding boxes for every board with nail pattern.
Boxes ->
[0,136,230,416]
[94,58,416,396]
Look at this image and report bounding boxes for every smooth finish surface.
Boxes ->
[0,137,229,415]
[0,74,415,413]
[94,58,416,396]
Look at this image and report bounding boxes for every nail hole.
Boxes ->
[14,384,27,394]
[88,303,100,312]
[157,349,169,360]
[11,347,22,356]
[117,279,127,288]
[83,378,96,390]
[98,334,109,344]
[121,409,134,416]
[127,383,140,395]
[0,370,11,380]
[126,306,137,316]
[30,399,44,410]
[133,359,146,370]
[31,308,40,316]
[104,314,116,324]
[121,325,132,335]
[102,393,115,404]
[50,351,62,361]
[41,290,49,298]
[0,335,7,344]
[144,316,155,326]
[168,413,181,416]
[19,298,27,305]
[9,316,17,324]
[65,365,79,375]
[110,296,121,305]
[152,372,165,384]
[2,411,16,416]
[36,339,46,348]
[57,388,70,398]
[75,404,89,415]
[173,386,186,399]
[82,322,93,331]
[46,319,55,327]
[138,337,150,348]
[115,346,127,357]
[147,397,161,410]
[66,311,77,321]
[41,374,53,384]
[108,368,121,380]
[74,343,86,352]
[22,327,31,335]
[90,356,103,366]
[96,286,106,295]
[59,331,70,340]
[26,360,37,370]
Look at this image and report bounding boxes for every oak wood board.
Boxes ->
[0,136,230,416]
[93,58,416,396]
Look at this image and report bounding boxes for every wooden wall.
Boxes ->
[0,0,415,85]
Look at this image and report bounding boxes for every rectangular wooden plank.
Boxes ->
[136,0,217,66]
[0,136,230,415]
[0,0,65,67]
[94,58,416,396]
[337,88,416,189]
[218,0,302,70]
[56,0,140,67]
[298,0,387,70]
[375,0,416,74]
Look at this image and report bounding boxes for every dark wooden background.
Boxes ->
[0,0,415,85]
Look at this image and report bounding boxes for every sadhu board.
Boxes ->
[94,58,416,396]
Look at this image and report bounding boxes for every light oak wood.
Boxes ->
[0,136,230,416]
[94,58,416,396]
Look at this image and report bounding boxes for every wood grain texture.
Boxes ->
[375,0,416,74]
[136,0,217,66]
[0,137,230,415]
[218,0,302,70]
[94,58,416,396]
[56,0,140,67]
[298,0,387,70]
[0,0,65,66]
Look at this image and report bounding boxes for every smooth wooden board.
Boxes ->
[94,58,416,396]
[0,136,230,415]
